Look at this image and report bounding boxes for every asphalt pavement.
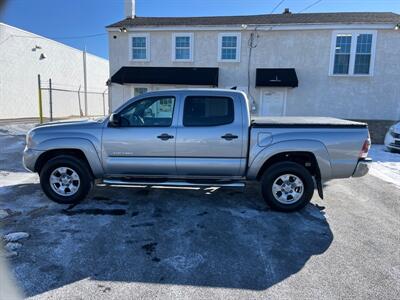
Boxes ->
[0,128,399,300]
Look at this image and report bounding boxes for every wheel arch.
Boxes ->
[34,138,103,178]
[247,140,332,181]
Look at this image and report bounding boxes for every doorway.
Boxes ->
[260,89,286,116]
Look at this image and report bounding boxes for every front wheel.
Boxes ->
[261,162,314,212]
[39,155,93,204]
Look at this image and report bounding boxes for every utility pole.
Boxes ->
[102,88,107,116]
[37,74,43,124]
[83,47,88,116]
[77,85,83,117]
[49,78,53,121]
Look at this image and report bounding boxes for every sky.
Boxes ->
[1,0,400,59]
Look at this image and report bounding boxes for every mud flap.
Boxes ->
[316,177,324,199]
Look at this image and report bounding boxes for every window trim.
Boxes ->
[119,96,176,128]
[218,32,241,63]
[182,96,235,127]
[171,33,194,62]
[329,30,377,76]
[129,33,150,62]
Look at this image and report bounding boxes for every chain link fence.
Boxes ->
[39,78,108,120]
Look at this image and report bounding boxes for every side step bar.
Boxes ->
[101,179,246,189]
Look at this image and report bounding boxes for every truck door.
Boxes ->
[102,95,177,176]
[175,94,244,177]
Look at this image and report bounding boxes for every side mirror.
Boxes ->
[109,113,121,127]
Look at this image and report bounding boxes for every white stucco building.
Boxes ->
[0,23,109,119]
[107,3,400,142]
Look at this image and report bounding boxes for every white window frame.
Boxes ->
[218,32,241,62]
[329,30,377,76]
[129,33,150,62]
[172,33,194,62]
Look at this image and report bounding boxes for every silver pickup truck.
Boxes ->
[23,89,371,212]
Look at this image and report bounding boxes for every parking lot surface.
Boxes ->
[0,124,399,299]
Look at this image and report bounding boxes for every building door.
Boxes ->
[261,90,286,116]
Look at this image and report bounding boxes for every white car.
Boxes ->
[384,122,400,152]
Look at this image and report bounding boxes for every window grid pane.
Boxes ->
[221,35,238,60]
[176,36,190,47]
[175,36,191,60]
[354,54,371,74]
[176,48,190,60]
[333,35,352,74]
[222,36,237,47]
[132,36,147,60]
[354,34,372,74]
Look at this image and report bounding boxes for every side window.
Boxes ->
[183,96,234,127]
[120,96,175,127]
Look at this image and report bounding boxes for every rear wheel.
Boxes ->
[39,155,93,204]
[261,162,314,212]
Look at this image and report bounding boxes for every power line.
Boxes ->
[49,33,107,40]
[270,0,286,14]
[298,0,324,13]
[0,32,106,46]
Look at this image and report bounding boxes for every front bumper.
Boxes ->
[352,158,372,178]
[22,147,44,173]
[384,131,400,151]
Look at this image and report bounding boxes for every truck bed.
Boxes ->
[251,117,367,128]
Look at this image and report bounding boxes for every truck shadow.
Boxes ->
[1,182,333,296]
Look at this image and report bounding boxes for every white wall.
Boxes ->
[108,27,400,120]
[0,23,109,119]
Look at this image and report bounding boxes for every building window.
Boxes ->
[130,34,150,61]
[134,87,148,97]
[330,31,376,76]
[218,33,241,62]
[172,33,193,61]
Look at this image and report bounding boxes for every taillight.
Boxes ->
[359,138,371,159]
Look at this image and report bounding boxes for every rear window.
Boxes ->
[183,96,234,127]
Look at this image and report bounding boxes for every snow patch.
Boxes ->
[0,171,38,188]
[164,253,205,273]
[369,145,400,189]
[3,232,30,242]
[5,242,22,252]
[0,123,35,136]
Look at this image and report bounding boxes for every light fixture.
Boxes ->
[39,53,47,60]
[119,27,128,33]
[32,45,42,51]
[395,24,400,30]
[241,24,248,30]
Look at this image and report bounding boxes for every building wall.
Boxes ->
[108,27,400,125]
[0,23,109,119]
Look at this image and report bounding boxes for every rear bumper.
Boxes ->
[352,158,372,178]
[22,147,44,173]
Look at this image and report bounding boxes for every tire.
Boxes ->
[261,162,314,212]
[39,155,93,204]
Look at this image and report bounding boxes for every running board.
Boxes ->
[101,179,246,189]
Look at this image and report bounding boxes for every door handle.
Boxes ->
[157,133,174,141]
[221,133,238,141]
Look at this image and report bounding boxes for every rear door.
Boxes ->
[175,94,244,177]
[102,95,177,176]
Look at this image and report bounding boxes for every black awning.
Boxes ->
[256,68,298,88]
[111,66,219,86]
